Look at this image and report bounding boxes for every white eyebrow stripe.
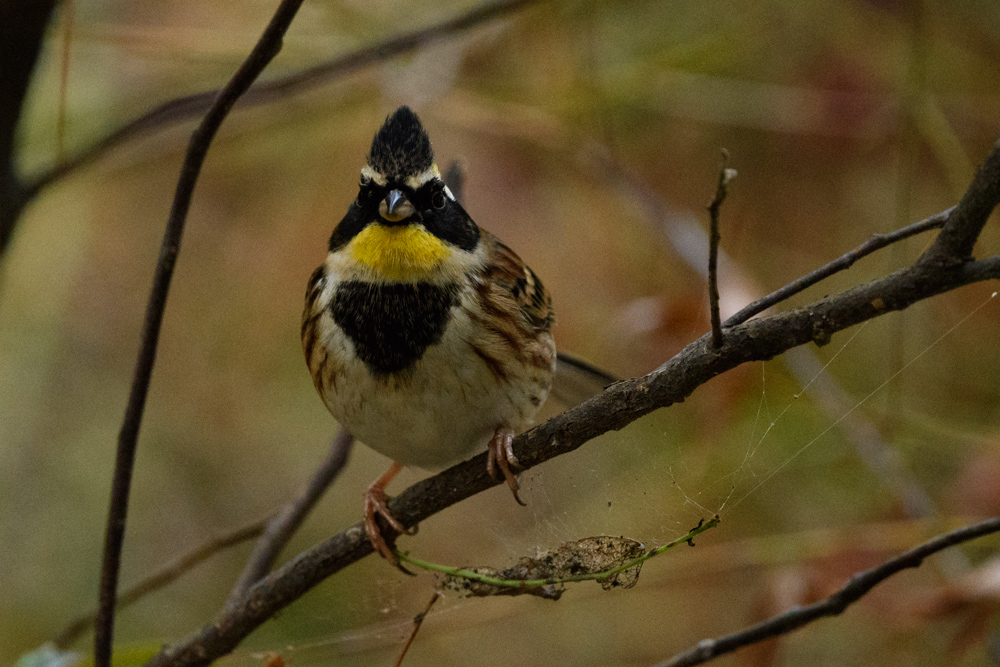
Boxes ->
[361,165,387,186]
[404,164,441,189]
[443,185,456,201]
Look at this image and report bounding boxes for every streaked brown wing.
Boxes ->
[485,234,555,334]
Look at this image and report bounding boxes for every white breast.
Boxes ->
[311,285,554,469]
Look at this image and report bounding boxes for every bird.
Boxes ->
[301,106,557,567]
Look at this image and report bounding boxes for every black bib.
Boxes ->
[331,281,459,376]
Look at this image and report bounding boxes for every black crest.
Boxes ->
[367,106,434,181]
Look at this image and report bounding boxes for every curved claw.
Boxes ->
[487,426,526,506]
[364,463,417,574]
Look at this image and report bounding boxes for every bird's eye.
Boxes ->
[431,190,447,210]
[360,174,371,186]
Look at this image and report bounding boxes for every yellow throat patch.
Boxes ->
[349,223,452,281]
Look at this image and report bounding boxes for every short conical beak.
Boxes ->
[379,189,416,223]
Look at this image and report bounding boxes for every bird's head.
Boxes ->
[327,107,481,282]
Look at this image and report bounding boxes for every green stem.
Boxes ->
[394,516,720,589]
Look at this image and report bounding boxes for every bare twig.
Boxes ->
[225,428,354,609]
[919,139,1000,268]
[145,138,1000,667]
[394,591,442,667]
[654,517,1000,667]
[55,513,271,648]
[723,208,951,327]
[94,2,307,665]
[707,151,735,347]
[21,0,540,205]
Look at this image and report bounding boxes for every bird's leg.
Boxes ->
[364,461,416,572]
[486,425,526,506]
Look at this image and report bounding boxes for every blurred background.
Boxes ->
[3,0,1000,665]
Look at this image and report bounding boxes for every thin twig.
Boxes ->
[21,0,540,204]
[654,517,1000,667]
[919,139,1000,267]
[225,428,353,610]
[55,514,271,648]
[394,591,442,667]
[707,151,735,347]
[144,141,1000,667]
[93,2,306,666]
[723,208,952,327]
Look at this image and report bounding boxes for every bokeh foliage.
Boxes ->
[3,0,1000,665]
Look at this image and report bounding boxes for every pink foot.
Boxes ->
[364,462,417,573]
[486,425,526,506]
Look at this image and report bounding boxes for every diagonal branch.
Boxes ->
[918,139,1000,268]
[94,2,307,665]
[148,256,1000,667]
[145,137,1000,665]
[654,517,1000,667]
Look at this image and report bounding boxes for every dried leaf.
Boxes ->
[443,536,645,599]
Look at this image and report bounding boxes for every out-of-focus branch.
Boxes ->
[94,2,307,666]
[0,0,59,257]
[653,517,1000,667]
[21,0,540,205]
[393,592,442,667]
[59,426,351,648]
[145,140,1000,667]
[224,428,353,610]
[54,513,271,648]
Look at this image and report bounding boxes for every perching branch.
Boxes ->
[146,141,1000,667]
[653,517,1000,667]
[94,2,307,666]
[224,428,353,610]
[20,0,540,207]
